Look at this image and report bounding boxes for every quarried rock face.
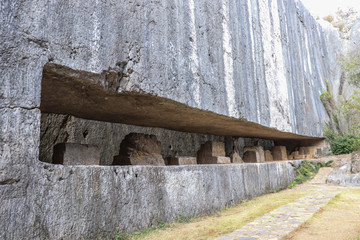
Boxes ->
[52,143,100,165]
[272,146,287,161]
[351,151,360,174]
[197,141,230,164]
[113,133,165,166]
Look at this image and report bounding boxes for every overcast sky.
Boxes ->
[300,0,360,17]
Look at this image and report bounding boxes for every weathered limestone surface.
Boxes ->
[7,161,299,239]
[113,133,165,166]
[0,0,338,238]
[12,0,330,138]
[351,152,360,174]
[325,154,360,187]
[53,143,100,165]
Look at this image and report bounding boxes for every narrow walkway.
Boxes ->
[216,168,346,240]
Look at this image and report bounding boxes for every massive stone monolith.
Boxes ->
[0,0,342,239]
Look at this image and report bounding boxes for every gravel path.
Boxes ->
[215,168,347,240]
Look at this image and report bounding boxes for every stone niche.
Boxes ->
[113,133,165,166]
[243,146,265,163]
[197,141,230,164]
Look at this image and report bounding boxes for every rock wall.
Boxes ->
[0,0,338,238]
[2,0,331,137]
[4,161,299,239]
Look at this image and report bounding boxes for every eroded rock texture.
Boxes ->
[113,133,165,166]
[0,0,339,239]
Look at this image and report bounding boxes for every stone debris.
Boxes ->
[52,143,100,165]
[272,146,287,161]
[113,133,165,166]
[167,156,197,165]
[197,141,230,164]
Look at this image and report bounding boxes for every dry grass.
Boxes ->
[128,187,313,240]
[284,189,360,240]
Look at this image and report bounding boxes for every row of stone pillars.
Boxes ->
[51,132,319,166]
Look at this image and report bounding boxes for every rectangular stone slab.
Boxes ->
[198,156,231,164]
[52,143,100,165]
[167,156,197,165]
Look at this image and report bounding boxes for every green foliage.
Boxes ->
[325,160,333,167]
[288,161,321,188]
[340,52,360,87]
[329,134,360,155]
[320,91,332,103]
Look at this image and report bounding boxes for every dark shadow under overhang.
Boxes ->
[40,63,323,141]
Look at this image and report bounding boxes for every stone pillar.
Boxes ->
[243,146,266,163]
[53,143,100,165]
[272,146,287,160]
[265,150,273,161]
[197,141,230,164]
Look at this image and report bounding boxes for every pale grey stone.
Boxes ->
[351,151,360,174]
[0,0,352,239]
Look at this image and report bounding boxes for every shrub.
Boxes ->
[329,134,360,155]
[288,161,321,188]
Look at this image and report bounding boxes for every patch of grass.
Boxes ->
[111,221,168,240]
[131,188,312,240]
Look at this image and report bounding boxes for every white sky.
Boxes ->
[300,0,360,17]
